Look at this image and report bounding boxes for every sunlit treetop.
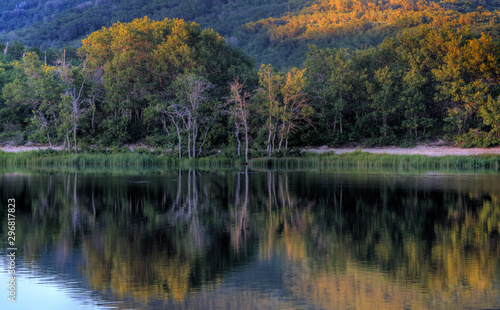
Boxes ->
[79,16,254,109]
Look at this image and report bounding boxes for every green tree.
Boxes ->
[479,95,500,141]
[304,46,352,141]
[3,52,62,146]
[257,64,283,156]
[79,16,253,146]
[369,66,398,143]
[279,67,312,150]
[400,67,434,139]
[0,60,21,143]
[432,30,499,140]
[256,64,312,154]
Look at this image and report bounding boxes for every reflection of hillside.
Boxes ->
[0,169,499,308]
[250,171,500,309]
[0,169,258,304]
[80,169,258,303]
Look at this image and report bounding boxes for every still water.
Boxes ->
[0,167,499,309]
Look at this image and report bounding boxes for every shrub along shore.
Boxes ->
[1,149,500,171]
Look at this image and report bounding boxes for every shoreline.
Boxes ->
[304,145,500,157]
[3,144,500,157]
[2,145,500,170]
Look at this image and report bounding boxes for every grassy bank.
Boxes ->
[2,149,500,171]
[249,151,500,171]
[0,149,245,169]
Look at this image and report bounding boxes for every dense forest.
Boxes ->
[2,0,500,66]
[1,1,500,156]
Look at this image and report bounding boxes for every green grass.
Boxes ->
[249,151,500,171]
[0,150,245,169]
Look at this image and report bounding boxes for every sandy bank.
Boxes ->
[0,145,63,153]
[304,145,500,157]
[2,143,500,157]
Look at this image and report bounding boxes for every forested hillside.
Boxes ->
[1,1,500,155]
[243,0,500,66]
[2,0,500,66]
[0,0,306,56]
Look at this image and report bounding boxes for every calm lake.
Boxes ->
[1,167,499,309]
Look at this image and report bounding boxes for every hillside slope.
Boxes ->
[240,0,500,66]
[0,0,306,49]
[1,0,499,67]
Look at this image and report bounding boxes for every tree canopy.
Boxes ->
[2,11,500,152]
[76,17,253,147]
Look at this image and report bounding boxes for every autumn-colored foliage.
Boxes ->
[2,4,500,150]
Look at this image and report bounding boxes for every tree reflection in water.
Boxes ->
[0,168,499,309]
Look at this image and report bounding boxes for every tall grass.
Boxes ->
[0,150,245,169]
[249,151,500,171]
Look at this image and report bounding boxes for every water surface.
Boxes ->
[1,167,499,309]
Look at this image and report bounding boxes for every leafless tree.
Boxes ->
[62,74,92,153]
[227,78,251,163]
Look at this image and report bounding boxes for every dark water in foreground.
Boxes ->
[0,167,499,309]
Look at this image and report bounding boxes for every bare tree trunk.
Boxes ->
[242,110,249,162]
[197,115,216,158]
[187,127,191,159]
[228,79,251,162]
[234,169,241,251]
[187,169,192,216]
[167,114,182,158]
[236,126,241,157]
[267,130,272,156]
[73,125,78,154]
[245,128,249,163]
[192,121,197,159]
[91,109,95,135]
[271,132,276,154]
[46,133,53,149]
[285,121,293,150]
[66,129,71,152]
[278,121,285,152]
[340,117,343,134]
[236,169,241,205]
[160,114,170,135]
[176,127,182,158]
